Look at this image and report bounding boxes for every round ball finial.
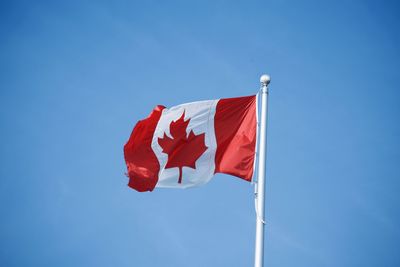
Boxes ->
[260,74,271,86]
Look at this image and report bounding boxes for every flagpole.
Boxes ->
[254,74,270,267]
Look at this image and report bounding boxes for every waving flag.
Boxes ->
[123,95,257,192]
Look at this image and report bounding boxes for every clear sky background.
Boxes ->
[1,0,399,266]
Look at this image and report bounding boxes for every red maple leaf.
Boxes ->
[158,111,208,184]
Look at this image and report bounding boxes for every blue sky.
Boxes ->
[1,0,399,266]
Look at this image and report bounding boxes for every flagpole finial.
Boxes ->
[260,74,271,86]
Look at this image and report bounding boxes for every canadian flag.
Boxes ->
[124,95,257,192]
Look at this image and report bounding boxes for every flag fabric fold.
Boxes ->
[124,95,257,192]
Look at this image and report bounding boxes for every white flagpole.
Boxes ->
[254,74,270,267]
